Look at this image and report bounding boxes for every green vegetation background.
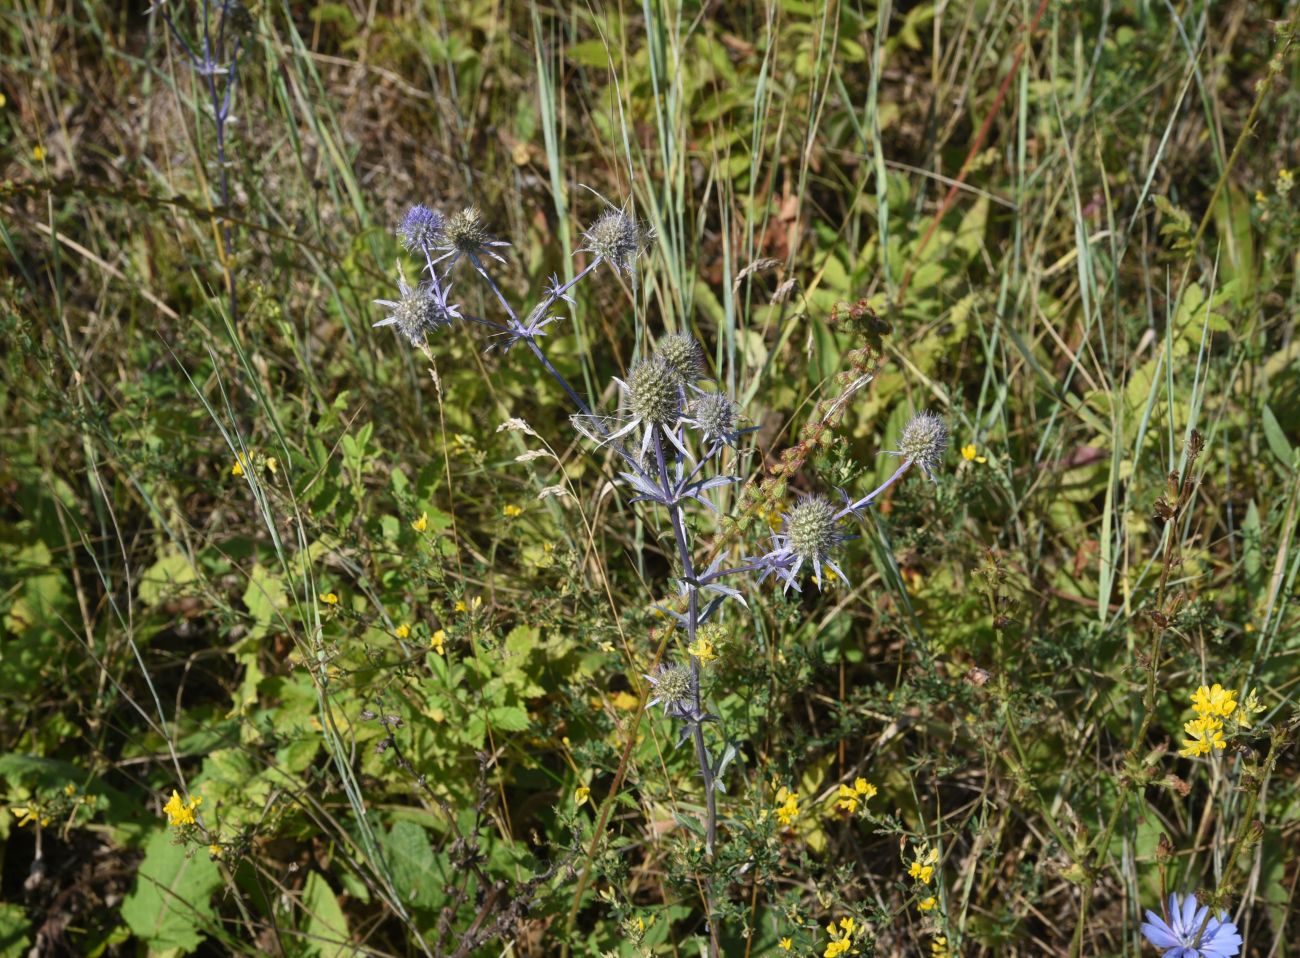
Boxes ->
[1,0,1298,955]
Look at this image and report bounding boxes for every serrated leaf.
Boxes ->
[382,821,441,910]
[138,550,198,608]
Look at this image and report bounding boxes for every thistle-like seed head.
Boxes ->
[396,205,445,253]
[444,207,495,255]
[626,356,682,426]
[690,391,740,443]
[644,663,695,717]
[581,208,651,276]
[391,284,445,345]
[786,495,840,563]
[898,410,949,478]
[653,333,706,385]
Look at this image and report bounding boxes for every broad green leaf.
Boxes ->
[382,820,442,910]
[138,549,198,608]
[301,872,353,957]
[120,829,222,952]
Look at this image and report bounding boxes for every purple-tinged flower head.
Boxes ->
[440,207,509,264]
[750,494,852,593]
[687,391,743,448]
[653,333,707,386]
[580,207,651,278]
[643,663,696,720]
[1141,893,1241,957]
[396,205,445,254]
[372,267,461,347]
[889,410,949,480]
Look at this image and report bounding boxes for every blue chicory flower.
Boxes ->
[1141,893,1241,958]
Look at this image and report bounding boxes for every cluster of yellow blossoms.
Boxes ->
[775,788,800,827]
[1178,683,1264,758]
[163,789,203,829]
[823,916,859,957]
[833,777,877,815]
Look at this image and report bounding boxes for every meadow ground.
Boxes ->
[1,1,1299,956]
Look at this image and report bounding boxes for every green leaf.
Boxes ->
[138,549,198,608]
[1261,404,1294,467]
[301,872,353,957]
[120,829,222,952]
[487,705,530,732]
[382,820,442,910]
[0,903,30,958]
[242,564,286,639]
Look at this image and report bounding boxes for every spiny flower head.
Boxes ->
[643,663,695,719]
[441,206,508,263]
[625,356,682,426]
[373,268,461,346]
[1141,892,1242,957]
[581,207,651,277]
[653,332,706,385]
[787,495,841,564]
[396,204,445,253]
[688,391,742,446]
[893,410,949,479]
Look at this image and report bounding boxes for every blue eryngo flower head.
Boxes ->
[1141,893,1241,957]
[687,391,742,447]
[643,663,696,719]
[396,205,445,254]
[581,208,651,279]
[625,356,683,428]
[373,268,461,346]
[441,206,509,264]
[891,410,949,480]
[653,333,707,386]
[752,494,851,593]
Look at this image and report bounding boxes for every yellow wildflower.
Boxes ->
[575,786,591,806]
[162,789,202,828]
[779,938,793,951]
[264,457,278,474]
[775,788,799,827]
[1255,190,1267,204]
[1235,689,1265,729]
[412,511,428,532]
[32,145,46,161]
[208,843,222,859]
[0,93,6,108]
[321,592,339,605]
[918,896,937,912]
[931,936,950,958]
[394,623,411,639]
[854,777,877,798]
[64,783,77,797]
[835,783,860,814]
[909,846,939,884]
[503,504,523,518]
[430,629,446,655]
[687,636,717,664]
[960,444,987,464]
[1179,715,1226,757]
[1191,684,1237,718]
[10,806,38,827]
